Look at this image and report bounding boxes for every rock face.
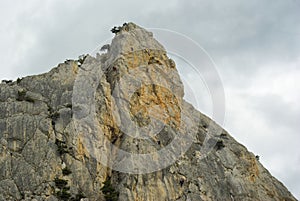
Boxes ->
[0,23,297,201]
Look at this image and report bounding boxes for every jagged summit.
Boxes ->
[110,22,142,35]
[0,23,297,201]
[102,22,166,69]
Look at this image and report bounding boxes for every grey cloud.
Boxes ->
[3,0,172,80]
[142,0,300,75]
[0,0,299,199]
[249,93,300,134]
[3,0,300,79]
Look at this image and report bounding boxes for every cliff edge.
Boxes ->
[0,23,296,201]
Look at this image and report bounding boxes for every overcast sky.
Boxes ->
[1,0,299,199]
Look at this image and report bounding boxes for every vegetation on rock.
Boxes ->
[101,177,119,201]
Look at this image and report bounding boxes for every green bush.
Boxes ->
[101,178,119,201]
[54,178,68,189]
[55,139,69,155]
[54,178,71,200]
[17,78,22,84]
[62,167,72,176]
[215,140,225,150]
[56,189,71,201]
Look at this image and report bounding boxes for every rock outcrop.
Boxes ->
[0,23,297,201]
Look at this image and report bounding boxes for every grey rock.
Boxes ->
[0,23,296,201]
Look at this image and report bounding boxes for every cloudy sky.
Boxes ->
[1,0,299,198]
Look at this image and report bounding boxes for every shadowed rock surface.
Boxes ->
[0,23,297,201]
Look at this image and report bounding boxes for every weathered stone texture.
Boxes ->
[0,23,296,201]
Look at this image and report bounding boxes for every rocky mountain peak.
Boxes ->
[108,22,165,59]
[0,23,297,201]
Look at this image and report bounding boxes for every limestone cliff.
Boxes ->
[0,23,297,201]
